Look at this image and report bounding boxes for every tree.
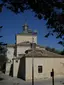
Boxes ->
[60,49,64,55]
[0,28,7,69]
[45,46,60,54]
[0,0,64,46]
[0,43,7,68]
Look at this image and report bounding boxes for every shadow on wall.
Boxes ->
[9,64,13,77]
[17,57,25,80]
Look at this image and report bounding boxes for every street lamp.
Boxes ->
[31,34,36,85]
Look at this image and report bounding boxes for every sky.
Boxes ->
[0,7,64,51]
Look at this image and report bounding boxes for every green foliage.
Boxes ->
[0,44,7,63]
[58,41,64,47]
[60,49,64,55]
[0,25,7,66]
[0,3,3,12]
[45,46,60,54]
[45,33,50,38]
[0,26,3,28]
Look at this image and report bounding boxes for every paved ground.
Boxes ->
[0,72,64,85]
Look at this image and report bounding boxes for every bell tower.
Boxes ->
[16,24,37,44]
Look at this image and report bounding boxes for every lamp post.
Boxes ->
[32,36,34,85]
[31,34,36,85]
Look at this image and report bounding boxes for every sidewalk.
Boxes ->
[0,71,26,85]
[0,71,64,85]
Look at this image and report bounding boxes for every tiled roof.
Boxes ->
[7,43,64,58]
[7,42,45,51]
[25,48,63,58]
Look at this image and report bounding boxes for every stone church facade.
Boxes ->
[4,24,64,80]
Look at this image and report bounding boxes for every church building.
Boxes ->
[4,24,64,81]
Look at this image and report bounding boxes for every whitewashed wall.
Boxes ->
[16,35,37,44]
[17,46,30,56]
[7,47,14,60]
[5,47,14,75]
[5,62,12,75]
[17,45,45,57]
[25,57,64,80]
[13,59,20,77]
